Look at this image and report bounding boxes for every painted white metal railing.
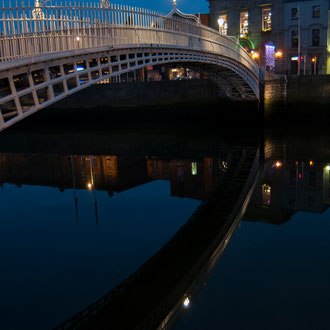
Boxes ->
[0,1,259,77]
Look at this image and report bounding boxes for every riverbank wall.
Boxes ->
[263,74,330,119]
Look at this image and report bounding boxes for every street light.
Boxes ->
[252,51,259,60]
[275,50,283,58]
[217,17,224,34]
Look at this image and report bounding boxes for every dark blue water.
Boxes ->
[0,180,199,329]
[176,211,330,330]
[175,129,330,330]
[0,121,330,330]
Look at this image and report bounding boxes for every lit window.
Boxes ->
[191,162,198,176]
[217,15,228,35]
[312,5,320,18]
[262,8,271,31]
[262,184,271,206]
[291,7,298,20]
[312,29,320,46]
[240,12,249,36]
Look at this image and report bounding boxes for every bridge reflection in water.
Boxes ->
[1,124,330,329]
[0,144,259,329]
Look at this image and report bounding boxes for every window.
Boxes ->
[163,161,168,175]
[152,160,158,173]
[312,29,320,46]
[312,5,320,18]
[291,7,298,20]
[240,12,249,36]
[291,30,298,47]
[262,8,272,31]
[217,15,228,35]
[191,162,198,176]
[262,184,271,206]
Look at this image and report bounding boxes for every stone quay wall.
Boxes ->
[262,74,330,118]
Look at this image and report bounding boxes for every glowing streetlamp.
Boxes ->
[252,51,259,60]
[217,17,225,34]
[183,297,190,308]
[275,50,283,58]
[275,161,282,168]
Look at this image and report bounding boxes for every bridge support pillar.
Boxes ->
[27,73,40,108]
[8,76,23,117]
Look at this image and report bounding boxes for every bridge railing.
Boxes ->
[0,1,259,77]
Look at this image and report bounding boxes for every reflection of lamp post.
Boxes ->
[217,17,224,34]
[88,156,99,226]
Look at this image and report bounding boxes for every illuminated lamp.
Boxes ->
[275,161,282,168]
[275,50,283,58]
[183,297,190,308]
[252,52,259,59]
[312,57,316,62]
[217,17,225,28]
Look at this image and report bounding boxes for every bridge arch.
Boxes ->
[0,2,260,131]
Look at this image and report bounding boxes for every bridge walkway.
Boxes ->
[55,146,259,330]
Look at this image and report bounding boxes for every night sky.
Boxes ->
[116,0,209,14]
[107,0,209,14]
[3,0,209,16]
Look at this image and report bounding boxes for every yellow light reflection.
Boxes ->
[183,297,190,308]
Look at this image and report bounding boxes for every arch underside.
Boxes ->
[0,46,259,131]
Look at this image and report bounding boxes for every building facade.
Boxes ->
[207,0,330,75]
[283,0,329,75]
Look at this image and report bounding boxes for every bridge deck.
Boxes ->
[55,146,259,330]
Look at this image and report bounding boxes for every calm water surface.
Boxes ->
[0,180,200,329]
[0,118,329,329]
[176,128,330,330]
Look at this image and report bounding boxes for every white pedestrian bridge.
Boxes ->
[0,0,260,131]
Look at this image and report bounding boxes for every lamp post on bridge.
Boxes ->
[217,17,225,34]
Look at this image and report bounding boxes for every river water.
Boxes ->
[0,110,329,329]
